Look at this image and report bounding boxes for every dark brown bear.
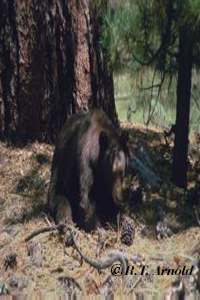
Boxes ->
[48,109,128,231]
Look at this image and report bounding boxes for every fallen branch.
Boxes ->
[25,224,129,274]
[130,155,162,187]
[70,231,128,274]
[25,223,66,242]
[128,276,142,294]
[194,205,200,226]
[189,241,200,256]
[128,146,162,187]
[58,275,82,292]
[137,146,155,170]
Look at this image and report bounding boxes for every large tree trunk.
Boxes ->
[0,0,117,143]
[172,26,193,188]
[89,1,117,123]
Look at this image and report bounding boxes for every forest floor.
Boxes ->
[0,122,199,299]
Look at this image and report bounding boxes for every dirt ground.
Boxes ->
[0,123,199,298]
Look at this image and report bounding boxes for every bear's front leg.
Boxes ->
[79,158,94,210]
[81,201,97,231]
[55,195,73,225]
[79,165,98,230]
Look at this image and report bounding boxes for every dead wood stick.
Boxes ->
[71,231,128,274]
[194,205,200,226]
[25,224,129,274]
[128,276,142,294]
[189,240,200,256]
[129,154,162,187]
[58,275,82,291]
[25,223,66,242]
[11,192,33,198]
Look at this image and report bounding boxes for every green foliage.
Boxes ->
[115,71,200,133]
[102,0,200,71]
[114,72,177,126]
[101,4,138,70]
[101,0,200,129]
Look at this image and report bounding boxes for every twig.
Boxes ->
[131,42,163,66]
[44,214,53,227]
[192,92,200,111]
[116,212,121,243]
[24,223,66,242]
[11,192,33,198]
[149,256,165,262]
[129,154,162,187]
[58,275,82,291]
[194,205,200,226]
[189,241,200,256]
[128,276,142,294]
[95,229,106,258]
[141,83,161,91]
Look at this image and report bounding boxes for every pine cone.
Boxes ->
[4,253,17,271]
[120,216,135,246]
[65,232,74,247]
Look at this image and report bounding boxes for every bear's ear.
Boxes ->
[99,131,108,152]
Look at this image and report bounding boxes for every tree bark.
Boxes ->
[172,26,193,188]
[0,0,19,140]
[89,1,118,124]
[0,0,117,143]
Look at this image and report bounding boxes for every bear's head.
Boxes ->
[99,131,129,207]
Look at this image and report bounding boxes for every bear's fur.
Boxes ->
[48,109,128,231]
